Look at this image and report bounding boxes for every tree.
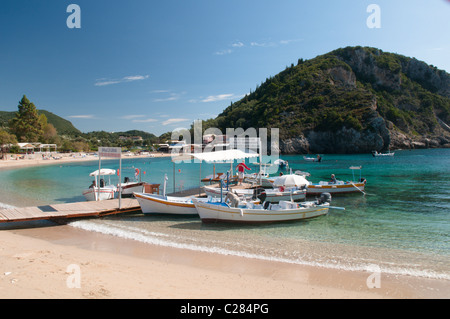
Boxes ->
[0,129,18,159]
[9,95,43,142]
[38,113,59,144]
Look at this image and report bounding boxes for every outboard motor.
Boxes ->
[317,192,332,205]
[257,191,267,204]
[252,187,267,205]
[252,187,265,199]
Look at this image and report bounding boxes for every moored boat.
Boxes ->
[306,166,367,195]
[192,193,332,224]
[134,192,199,215]
[117,168,146,197]
[306,180,366,195]
[203,185,306,202]
[82,168,117,201]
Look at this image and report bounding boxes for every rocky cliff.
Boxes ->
[203,46,450,154]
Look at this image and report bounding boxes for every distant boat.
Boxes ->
[303,155,322,162]
[372,150,394,157]
[274,159,289,169]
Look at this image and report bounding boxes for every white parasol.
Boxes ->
[272,174,309,187]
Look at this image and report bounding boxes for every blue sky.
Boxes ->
[1,0,449,136]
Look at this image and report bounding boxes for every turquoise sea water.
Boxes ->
[1,149,449,280]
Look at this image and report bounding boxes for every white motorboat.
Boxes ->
[134,192,200,215]
[117,169,146,197]
[134,173,225,215]
[274,158,289,169]
[82,168,117,201]
[372,150,394,157]
[192,193,332,224]
[306,166,367,195]
[134,192,257,215]
[307,180,366,195]
[205,173,309,202]
[203,185,306,202]
[303,155,322,162]
[118,179,146,197]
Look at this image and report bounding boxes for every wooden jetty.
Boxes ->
[0,186,209,225]
[0,198,141,224]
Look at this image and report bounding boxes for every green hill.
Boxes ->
[0,109,82,137]
[203,46,450,153]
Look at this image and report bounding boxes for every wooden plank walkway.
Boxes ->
[0,198,141,224]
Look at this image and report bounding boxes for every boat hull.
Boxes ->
[306,182,365,195]
[193,200,329,224]
[119,182,145,197]
[203,186,306,202]
[134,193,198,215]
[82,187,116,201]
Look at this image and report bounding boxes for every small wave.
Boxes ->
[69,220,450,281]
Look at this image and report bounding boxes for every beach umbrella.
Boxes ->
[272,174,309,187]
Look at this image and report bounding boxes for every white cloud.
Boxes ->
[162,118,190,126]
[132,118,158,123]
[68,115,95,119]
[214,49,233,55]
[215,38,302,56]
[200,93,244,103]
[151,90,185,102]
[120,114,145,120]
[95,74,149,86]
[151,89,170,93]
[153,93,180,102]
[250,41,276,47]
[279,38,303,45]
[123,75,149,81]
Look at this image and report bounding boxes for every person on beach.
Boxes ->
[236,162,251,185]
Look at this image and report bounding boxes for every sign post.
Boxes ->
[98,147,122,209]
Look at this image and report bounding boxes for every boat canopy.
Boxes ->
[89,168,116,176]
[172,149,259,163]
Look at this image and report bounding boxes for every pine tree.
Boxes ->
[9,95,43,142]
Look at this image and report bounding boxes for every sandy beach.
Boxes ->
[2,222,448,300]
[0,152,171,170]
[0,153,449,300]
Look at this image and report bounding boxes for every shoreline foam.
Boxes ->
[67,219,450,281]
